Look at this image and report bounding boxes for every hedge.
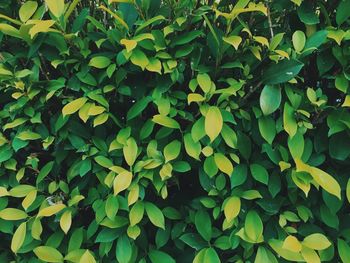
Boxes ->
[1,0,350,262]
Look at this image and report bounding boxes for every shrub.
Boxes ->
[1,0,350,262]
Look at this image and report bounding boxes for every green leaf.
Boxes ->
[204,248,221,263]
[116,235,132,263]
[288,131,304,159]
[152,114,180,129]
[149,250,175,263]
[297,2,319,25]
[262,59,304,84]
[135,15,165,34]
[347,179,350,204]
[123,137,138,166]
[205,106,223,142]
[292,30,306,52]
[250,164,269,185]
[34,246,64,263]
[195,210,212,241]
[89,56,111,69]
[130,49,149,70]
[258,116,276,144]
[336,0,350,26]
[105,195,119,219]
[145,202,165,229]
[223,35,242,50]
[338,239,350,263]
[129,201,144,226]
[79,250,96,263]
[62,98,88,116]
[260,85,281,115]
[0,23,21,39]
[214,153,233,176]
[0,208,28,220]
[146,58,162,74]
[19,1,38,22]
[11,222,26,253]
[245,210,263,242]
[127,96,152,120]
[164,140,181,163]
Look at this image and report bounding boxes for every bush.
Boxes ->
[1,0,350,262]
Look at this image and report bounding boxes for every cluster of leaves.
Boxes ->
[1,0,350,262]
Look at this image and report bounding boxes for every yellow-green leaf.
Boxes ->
[302,233,331,250]
[120,39,137,53]
[0,208,27,220]
[123,137,138,166]
[93,113,109,127]
[29,20,56,38]
[60,210,72,234]
[79,250,96,263]
[347,178,350,204]
[152,114,180,129]
[301,247,320,263]
[113,171,133,195]
[214,153,233,176]
[223,35,242,50]
[45,0,65,17]
[37,204,66,217]
[295,158,341,199]
[224,196,240,223]
[292,30,306,52]
[283,102,297,137]
[62,97,88,116]
[205,106,223,142]
[89,56,111,69]
[164,140,181,163]
[34,246,64,263]
[146,58,162,74]
[22,190,37,210]
[19,1,38,22]
[129,201,144,226]
[11,222,26,253]
[342,95,350,107]
[197,73,211,93]
[282,236,302,252]
[130,49,149,70]
[145,202,165,229]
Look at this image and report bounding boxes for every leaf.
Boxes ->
[223,35,242,50]
[37,161,54,184]
[347,179,350,204]
[29,20,56,38]
[45,0,65,17]
[184,133,201,160]
[129,201,144,226]
[127,96,152,120]
[258,116,276,144]
[121,39,137,53]
[19,1,38,22]
[79,250,96,263]
[123,137,138,166]
[195,210,211,241]
[164,140,181,163]
[295,158,341,199]
[135,15,165,34]
[224,196,241,223]
[146,58,162,74]
[113,171,133,195]
[89,56,111,69]
[116,235,132,263]
[250,164,269,185]
[37,204,66,217]
[152,114,180,129]
[302,233,331,250]
[338,239,350,263]
[16,131,41,141]
[62,98,88,116]
[282,236,302,252]
[145,202,165,229]
[98,5,129,31]
[205,106,223,142]
[33,246,64,263]
[93,113,109,127]
[259,85,281,115]
[262,59,304,84]
[130,49,149,70]
[245,210,263,242]
[197,73,211,93]
[283,102,297,137]
[11,222,26,253]
[204,248,221,263]
[336,0,350,26]
[60,210,72,234]
[22,190,37,210]
[0,208,27,220]
[214,153,233,176]
[292,30,306,52]
[300,247,320,263]
[149,250,176,263]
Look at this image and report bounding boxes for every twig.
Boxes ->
[266,1,274,38]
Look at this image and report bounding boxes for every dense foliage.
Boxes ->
[1,0,350,262]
